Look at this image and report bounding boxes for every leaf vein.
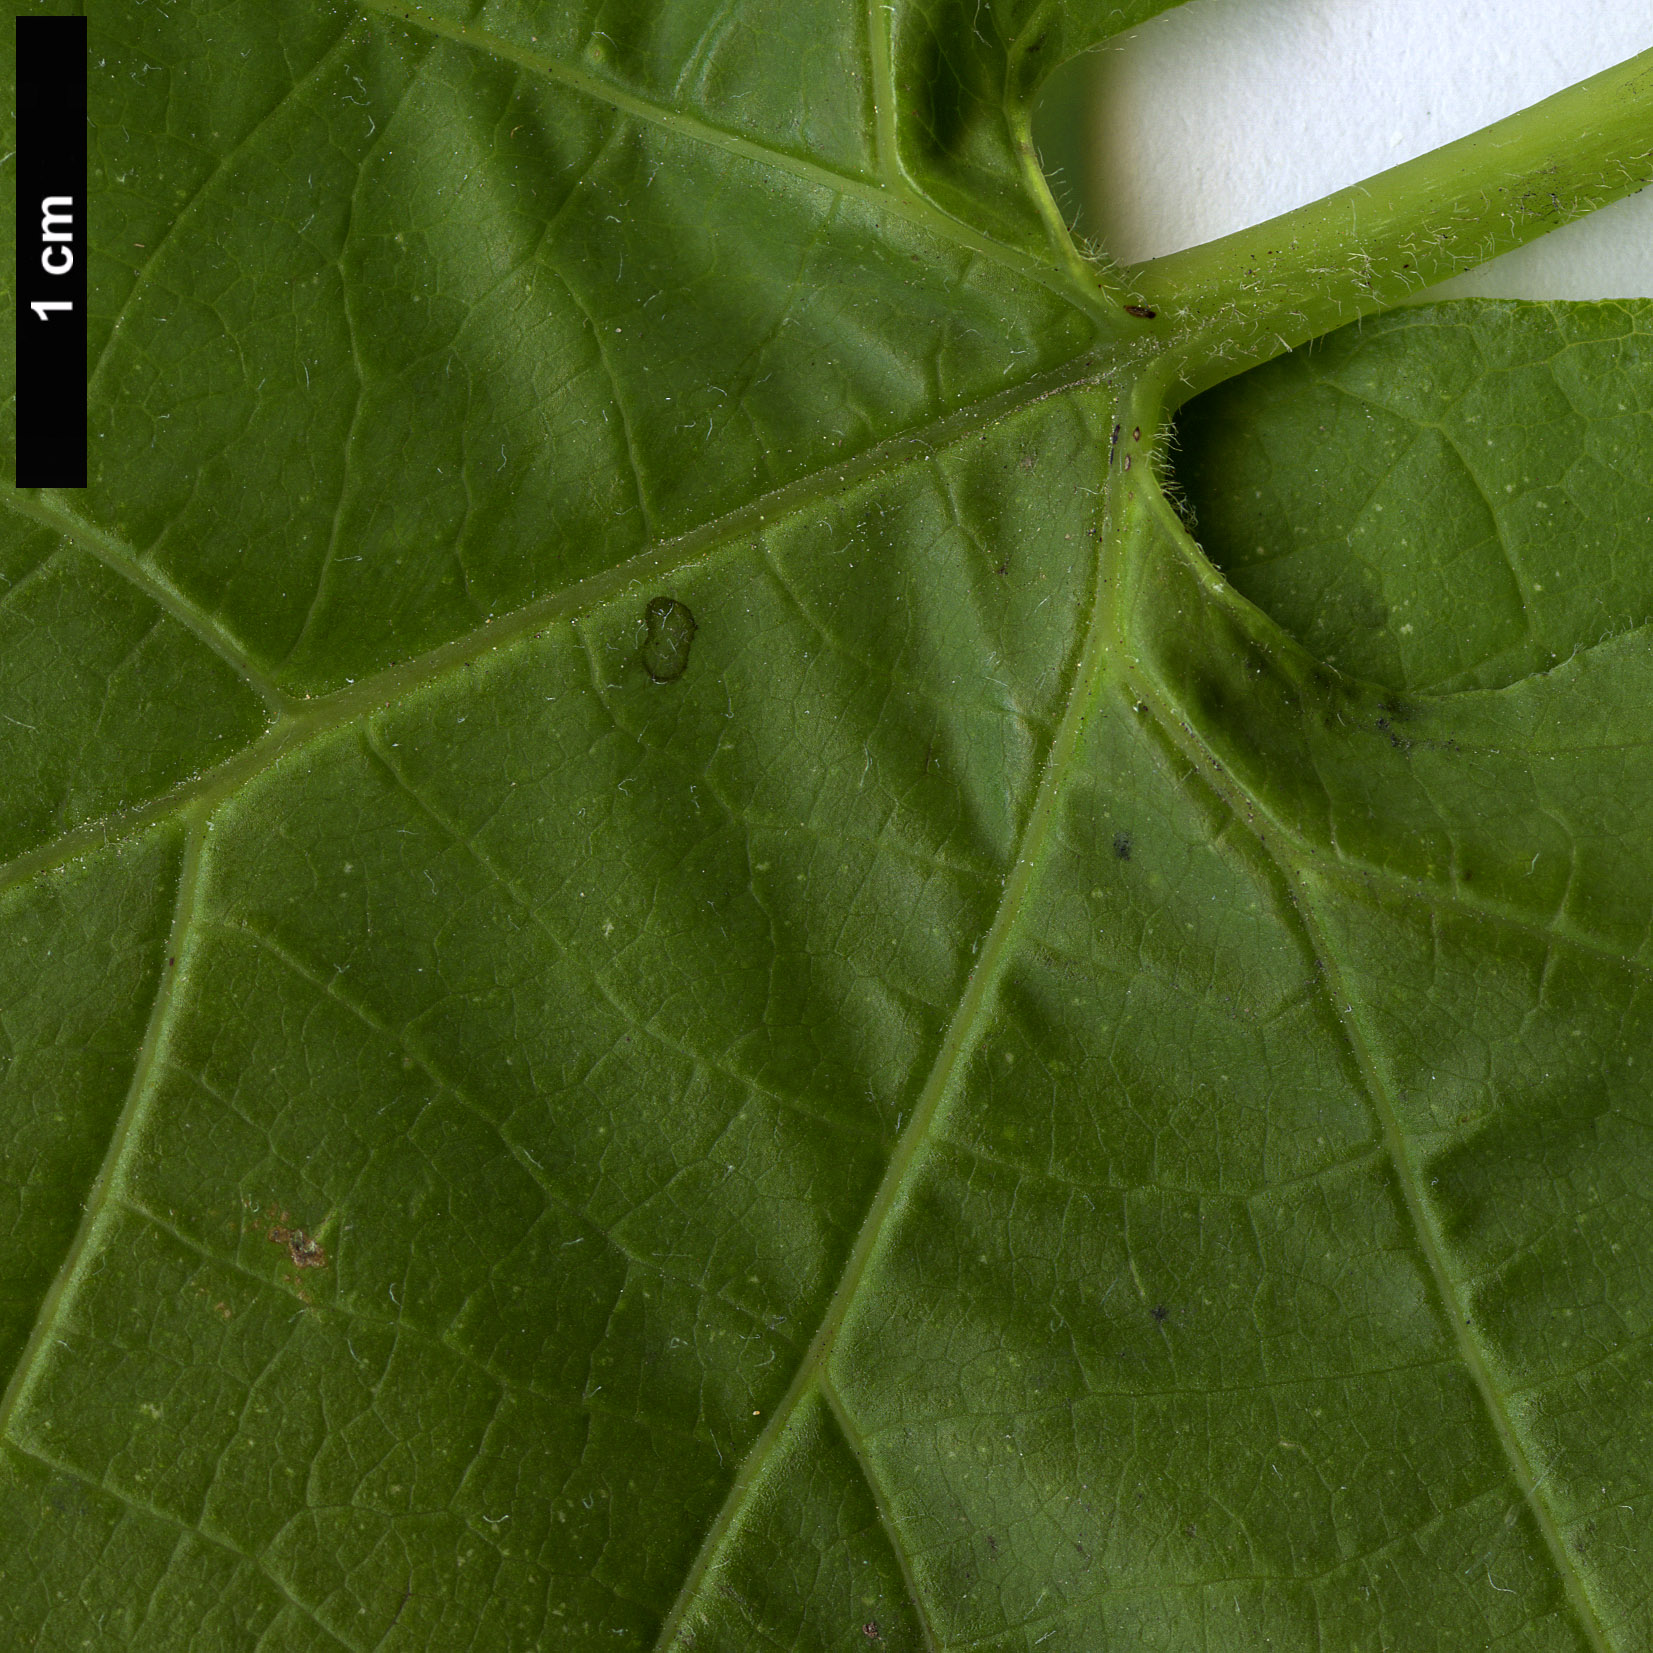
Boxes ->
[0,356,1103,901]
[647,396,1117,1649]
[6,1441,360,1652]
[348,0,1099,317]
[820,1373,940,1652]
[3,492,290,717]
[0,822,206,1448]
[1128,662,1617,1651]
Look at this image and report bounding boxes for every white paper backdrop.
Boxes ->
[1085,0,1653,296]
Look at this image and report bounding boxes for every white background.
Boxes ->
[1085,0,1653,297]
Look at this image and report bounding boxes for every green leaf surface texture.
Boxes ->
[4,2,1653,1648]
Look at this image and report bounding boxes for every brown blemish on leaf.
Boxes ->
[268,1224,327,1269]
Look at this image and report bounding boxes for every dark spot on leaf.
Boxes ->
[640,596,697,683]
[1112,831,1132,861]
[268,1224,327,1269]
[862,1624,881,1641]
[1374,715,1410,751]
[1124,304,1156,319]
[1151,1303,1169,1322]
[45,1475,87,1517]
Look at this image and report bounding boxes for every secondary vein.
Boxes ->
[648,388,1121,1649]
[1281,862,1615,1653]
[350,0,1102,320]
[821,1372,940,1652]
[866,0,899,187]
[0,816,209,1447]
[4,492,293,718]
[1124,619,1617,1649]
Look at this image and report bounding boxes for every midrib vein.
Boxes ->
[1126,654,1615,1651]
[0,819,208,1446]
[0,351,1101,899]
[649,398,1120,1650]
[351,0,1097,318]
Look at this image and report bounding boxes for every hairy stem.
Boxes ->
[1130,46,1653,401]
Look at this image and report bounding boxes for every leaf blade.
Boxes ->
[9,3,1653,1647]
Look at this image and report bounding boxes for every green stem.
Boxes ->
[1130,46,1653,402]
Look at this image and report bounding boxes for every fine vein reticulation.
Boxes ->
[6,7,1653,1650]
[1121,648,1615,1652]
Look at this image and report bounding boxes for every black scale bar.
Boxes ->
[15,15,87,489]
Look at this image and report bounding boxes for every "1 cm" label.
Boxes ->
[31,196,76,318]
[16,12,88,487]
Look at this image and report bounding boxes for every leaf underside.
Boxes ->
[3,3,1653,1651]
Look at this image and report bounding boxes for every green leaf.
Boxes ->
[1178,303,1653,694]
[4,3,1653,1648]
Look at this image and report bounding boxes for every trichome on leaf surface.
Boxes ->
[3,2,1653,1650]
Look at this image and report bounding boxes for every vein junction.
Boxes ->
[6,15,1652,1648]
